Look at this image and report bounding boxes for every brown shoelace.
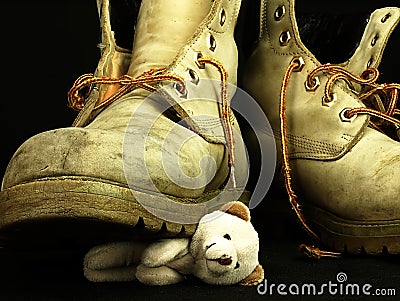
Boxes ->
[68,58,237,188]
[281,58,400,258]
[68,68,184,111]
[307,64,400,136]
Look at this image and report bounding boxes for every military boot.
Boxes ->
[0,0,248,247]
[244,0,400,254]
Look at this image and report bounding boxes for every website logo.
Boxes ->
[257,272,396,297]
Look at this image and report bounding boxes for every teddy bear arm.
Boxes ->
[83,241,150,283]
[141,238,190,267]
[136,264,185,286]
[166,253,195,275]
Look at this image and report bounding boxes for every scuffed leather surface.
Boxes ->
[3,91,229,199]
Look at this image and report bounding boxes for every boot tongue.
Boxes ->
[127,0,212,77]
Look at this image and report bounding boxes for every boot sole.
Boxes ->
[304,204,400,255]
[0,176,248,248]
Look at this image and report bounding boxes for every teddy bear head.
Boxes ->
[189,201,264,286]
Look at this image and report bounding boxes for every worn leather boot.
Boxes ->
[0,0,248,247]
[244,0,400,254]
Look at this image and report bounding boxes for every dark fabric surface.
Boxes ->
[1,0,400,300]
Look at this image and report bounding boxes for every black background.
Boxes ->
[1,0,400,300]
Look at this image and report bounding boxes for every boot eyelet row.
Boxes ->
[274,5,286,21]
[339,108,357,122]
[275,5,289,46]
[368,12,392,68]
[279,31,291,46]
[368,34,378,67]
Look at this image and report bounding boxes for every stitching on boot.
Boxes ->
[273,129,344,157]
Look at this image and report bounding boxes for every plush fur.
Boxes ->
[84,201,264,286]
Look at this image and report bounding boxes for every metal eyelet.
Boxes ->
[371,34,379,46]
[274,5,286,21]
[339,108,356,122]
[305,76,320,91]
[381,13,392,23]
[173,82,187,98]
[291,56,305,72]
[220,9,226,26]
[195,52,205,69]
[208,34,217,52]
[322,93,337,107]
[188,68,199,85]
[279,31,291,46]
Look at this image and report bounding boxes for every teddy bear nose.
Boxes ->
[217,256,233,266]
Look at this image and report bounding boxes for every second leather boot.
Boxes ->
[244,0,400,254]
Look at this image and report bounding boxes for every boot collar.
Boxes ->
[342,7,400,75]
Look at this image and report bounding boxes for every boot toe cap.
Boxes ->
[2,127,125,190]
[2,120,227,199]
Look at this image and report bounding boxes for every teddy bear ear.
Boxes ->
[220,201,251,222]
[239,264,264,286]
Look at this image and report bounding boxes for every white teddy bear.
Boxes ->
[83,201,264,286]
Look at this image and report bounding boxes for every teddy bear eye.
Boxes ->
[234,262,240,269]
[223,234,231,240]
